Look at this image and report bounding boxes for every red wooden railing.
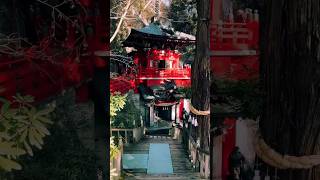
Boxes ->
[210,21,259,51]
[138,68,191,79]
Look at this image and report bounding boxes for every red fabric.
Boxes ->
[222,118,236,180]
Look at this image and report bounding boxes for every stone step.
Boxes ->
[123,135,206,179]
[124,173,202,180]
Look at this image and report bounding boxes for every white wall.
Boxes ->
[235,118,256,164]
[171,105,176,121]
[183,99,190,113]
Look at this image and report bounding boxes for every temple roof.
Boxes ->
[123,23,195,48]
[135,23,166,36]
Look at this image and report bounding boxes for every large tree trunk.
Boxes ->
[191,0,210,178]
[261,0,320,179]
[93,0,109,179]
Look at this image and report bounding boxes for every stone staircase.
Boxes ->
[123,135,205,180]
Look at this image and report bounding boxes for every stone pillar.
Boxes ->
[149,105,154,127]
[200,152,211,179]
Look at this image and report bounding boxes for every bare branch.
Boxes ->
[110,0,132,43]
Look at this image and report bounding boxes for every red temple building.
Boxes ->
[210,0,260,179]
[111,23,194,133]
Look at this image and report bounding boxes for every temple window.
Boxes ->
[158,60,166,69]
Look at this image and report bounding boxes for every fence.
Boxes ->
[110,140,123,180]
[210,22,259,51]
[138,68,191,78]
[177,125,210,178]
[111,126,144,144]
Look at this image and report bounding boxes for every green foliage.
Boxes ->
[110,92,127,118]
[110,136,120,159]
[214,79,264,118]
[181,45,195,61]
[168,0,197,35]
[109,91,128,180]
[232,0,262,10]
[112,93,141,129]
[177,87,192,99]
[0,94,55,173]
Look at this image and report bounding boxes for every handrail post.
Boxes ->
[125,130,128,144]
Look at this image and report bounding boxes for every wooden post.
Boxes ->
[125,130,128,144]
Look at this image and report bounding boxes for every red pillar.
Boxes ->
[222,118,236,180]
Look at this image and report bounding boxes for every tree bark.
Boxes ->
[191,0,210,178]
[261,0,320,179]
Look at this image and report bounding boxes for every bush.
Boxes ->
[0,94,55,175]
[112,93,141,129]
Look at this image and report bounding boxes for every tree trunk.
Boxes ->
[261,0,320,179]
[191,0,210,178]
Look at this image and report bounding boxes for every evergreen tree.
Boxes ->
[260,0,320,179]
